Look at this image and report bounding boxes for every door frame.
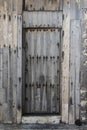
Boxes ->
[22,10,62,123]
[17,0,70,124]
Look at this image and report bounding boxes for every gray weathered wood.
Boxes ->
[80,0,87,9]
[23,29,61,114]
[69,20,81,124]
[80,8,87,123]
[70,0,80,20]
[17,15,22,123]
[23,11,62,28]
[24,0,61,11]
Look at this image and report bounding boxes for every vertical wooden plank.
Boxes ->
[69,20,81,124]
[35,30,41,112]
[12,0,17,12]
[22,29,26,114]
[59,0,63,10]
[50,31,55,113]
[0,10,3,122]
[27,30,31,113]
[70,0,80,20]
[46,30,51,113]
[55,30,59,113]
[7,11,13,123]
[40,30,44,112]
[0,0,4,12]
[69,0,81,124]
[62,0,70,123]
[12,13,17,123]
[17,15,22,123]
[24,31,29,113]
[0,11,3,89]
[8,0,12,14]
[75,21,81,122]
[30,31,34,113]
[80,8,87,123]
[2,2,10,122]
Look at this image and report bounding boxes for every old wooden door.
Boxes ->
[22,0,62,115]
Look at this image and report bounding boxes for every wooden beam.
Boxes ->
[69,0,81,124]
[80,8,87,123]
[69,20,81,124]
[17,15,22,124]
[61,0,70,123]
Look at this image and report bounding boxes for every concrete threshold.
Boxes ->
[0,124,87,130]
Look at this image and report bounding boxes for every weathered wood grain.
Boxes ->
[23,29,61,114]
[23,11,62,28]
[69,20,81,124]
[70,0,80,20]
[0,0,23,124]
[0,0,87,125]
[61,0,70,123]
[17,15,22,123]
[80,0,87,9]
[80,8,87,123]
[69,0,81,124]
[24,0,62,11]
[7,12,13,123]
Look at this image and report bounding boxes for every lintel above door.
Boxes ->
[23,11,62,28]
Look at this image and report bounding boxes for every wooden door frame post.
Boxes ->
[61,0,70,123]
[17,0,71,124]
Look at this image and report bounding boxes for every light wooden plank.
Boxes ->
[7,13,13,123]
[2,9,11,123]
[12,13,18,123]
[8,0,13,14]
[62,0,70,123]
[74,21,81,122]
[17,15,22,123]
[12,0,17,12]
[17,0,23,14]
[0,0,4,12]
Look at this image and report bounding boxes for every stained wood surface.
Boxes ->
[23,11,62,28]
[80,8,87,123]
[0,0,22,124]
[61,0,70,123]
[69,20,81,124]
[69,0,81,124]
[23,29,61,114]
[24,0,62,11]
[0,0,87,124]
